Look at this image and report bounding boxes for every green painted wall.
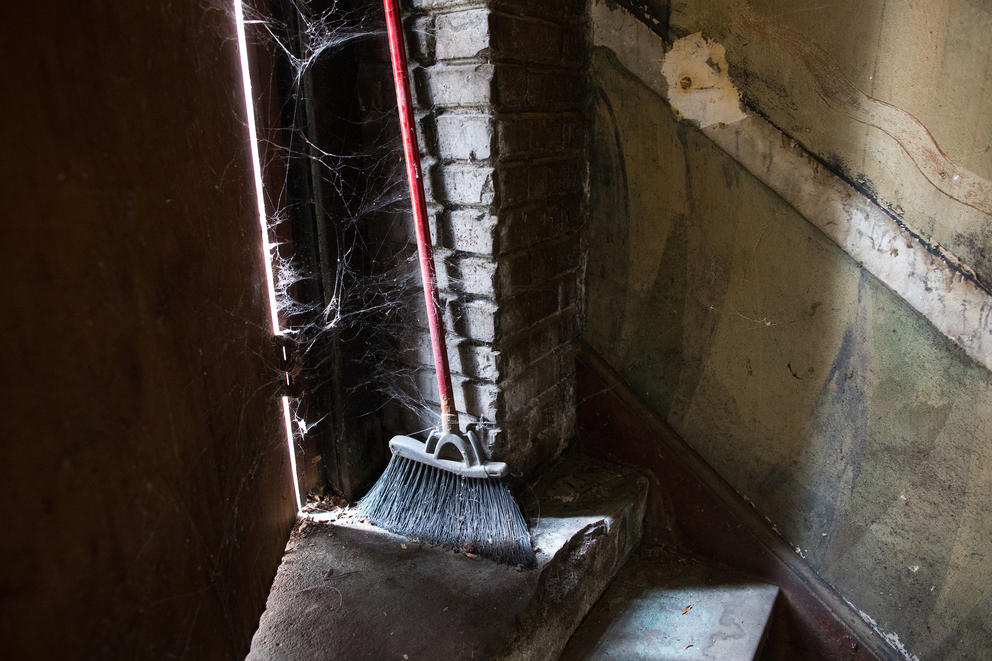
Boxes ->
[585,48,992,659]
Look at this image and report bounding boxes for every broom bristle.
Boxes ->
[357,455,536,567]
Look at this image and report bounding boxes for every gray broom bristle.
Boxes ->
[356,455,536,567]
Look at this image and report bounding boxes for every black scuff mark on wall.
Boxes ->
[736,101,992,297]
[806,270,872,564]
[607,0,670,41]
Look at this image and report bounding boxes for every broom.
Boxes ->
[357,0,535,567]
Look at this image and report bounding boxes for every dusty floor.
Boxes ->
[247,454,648,660]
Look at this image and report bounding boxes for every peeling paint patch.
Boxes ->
[844,599,921,661]
[590,3,746,130]
[661,34,747,128]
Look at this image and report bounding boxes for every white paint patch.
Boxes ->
[844,598,921,661]
[590,3,746,129]
[660,33,747,128]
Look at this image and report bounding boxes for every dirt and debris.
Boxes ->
[303,489,349,513]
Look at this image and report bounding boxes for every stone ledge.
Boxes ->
[247,454,648,660]
[561,547,779,660]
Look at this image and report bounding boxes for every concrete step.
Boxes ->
[247,453,649,660]
[562,546,779,660]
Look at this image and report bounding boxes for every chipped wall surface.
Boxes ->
[586,37,992,661]
[592,0,992,378]
[671,0,992,288]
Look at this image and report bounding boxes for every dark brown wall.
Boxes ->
[0,3,297,658]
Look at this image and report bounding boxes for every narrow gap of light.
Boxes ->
[234,0,281,335]
[234,0,303,512]
[282,396,303,511]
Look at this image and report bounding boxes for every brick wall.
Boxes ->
[358,0,587,479]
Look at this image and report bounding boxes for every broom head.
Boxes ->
[357,428,535,567]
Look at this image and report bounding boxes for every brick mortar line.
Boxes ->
[406,2,487,15]
[495,62,587,74]
[411,5,487,18]
[411,3,586,23]
[500,380,574,427]
[413,106,493,115]
[491,191,580,207]
[379,235,582,263]
[496,153,584,166]
[497,268,582,292]
[495,189,585,208]
[385,280,498,305]
[494,110,585,120]
[420,59,585,75]
[492,58,586,71]
[491,103,587,114]
[432,108,496,116]
[500,375,576,418]
[406,364,500,390]
[489,9,585,28]
[434,158,497,167]
[498,304,580,346]
[392,304,578,348]
[434,56,586,72]
[492,191,582,212]
[492,232,582,262]
[431,56,494,66]
[432,152,583,166]
[395,327,499,345]
[494,242,583,261]
[494,149,585,164]
[402,364,500,386]
[497,338,578,389]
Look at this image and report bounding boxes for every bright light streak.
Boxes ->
[283,396,303,511]
[234,0,303,512]
[233,0,281,335]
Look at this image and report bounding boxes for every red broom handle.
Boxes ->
[383,0,458,434]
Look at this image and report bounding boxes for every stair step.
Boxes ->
[247,453,649,660]
[562,547,779,660]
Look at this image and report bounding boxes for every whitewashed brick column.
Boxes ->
[361,0,587,478]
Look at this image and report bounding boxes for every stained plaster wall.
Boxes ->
[670,0,992,288]
[585,25,992,661]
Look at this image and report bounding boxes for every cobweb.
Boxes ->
[242,0,476,495]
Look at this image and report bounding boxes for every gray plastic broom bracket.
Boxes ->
[389,427,508,479]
